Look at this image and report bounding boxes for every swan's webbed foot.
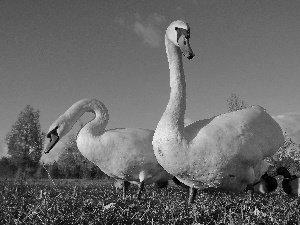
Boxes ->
[137,181,145,200]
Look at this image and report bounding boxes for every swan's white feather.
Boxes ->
[46,99,172,187]
[153,20,284,192]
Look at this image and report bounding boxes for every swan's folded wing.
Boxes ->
[189,106,284,164]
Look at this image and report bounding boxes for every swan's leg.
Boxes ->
[137,181,145,199]
[245,184,254,200]
[123,180,130,199]
[137,171,147,199]
[163,181,169,196]
[188,187,197,204]
[165,183,170,197]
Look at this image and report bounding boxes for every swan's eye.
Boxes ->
[47,126,59,138]
[183,39,187,45]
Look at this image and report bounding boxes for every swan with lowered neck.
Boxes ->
[44,98,173,199]
[152,20,284,203]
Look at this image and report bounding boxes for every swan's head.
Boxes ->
[44,115,71,154]
[166,20,195,59]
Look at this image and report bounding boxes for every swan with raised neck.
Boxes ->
[44,98,173,199]
[152,20,284,202]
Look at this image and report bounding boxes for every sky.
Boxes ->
[0,0,300,162]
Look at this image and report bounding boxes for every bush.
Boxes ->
[267,133,300,175]
[0,157,17,178]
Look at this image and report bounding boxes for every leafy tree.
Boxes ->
[5,105,45,179]
[90,164,108,179]
[57,134,80,178]
[57,133,107,179]
[267,132,300,175]
[226,93,249,112]
[0,157,17,178]
[49,161,61,179]
[90,164,99,179]
[34,164,48,179]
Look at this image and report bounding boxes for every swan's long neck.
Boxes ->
[160,35,186,131]
[61,99,109,138]
[78,100,109,137]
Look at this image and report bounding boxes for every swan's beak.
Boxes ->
[44,133,59,154]
[178,36,195,60]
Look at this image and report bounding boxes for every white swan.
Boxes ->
[152,20,284,203]
[44,98,173,199]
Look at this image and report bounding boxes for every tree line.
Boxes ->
[1,105,107,180]
[1,94,299,180]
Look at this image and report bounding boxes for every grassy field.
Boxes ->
[0,179,299,224]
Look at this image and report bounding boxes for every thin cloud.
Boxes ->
[191,0,199,4]
[115,17,125,26]
[134,13,166,48]
[150,13,166,24]
[134,22,161,48]
[273,112,300,144]
[176,6,182,12]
